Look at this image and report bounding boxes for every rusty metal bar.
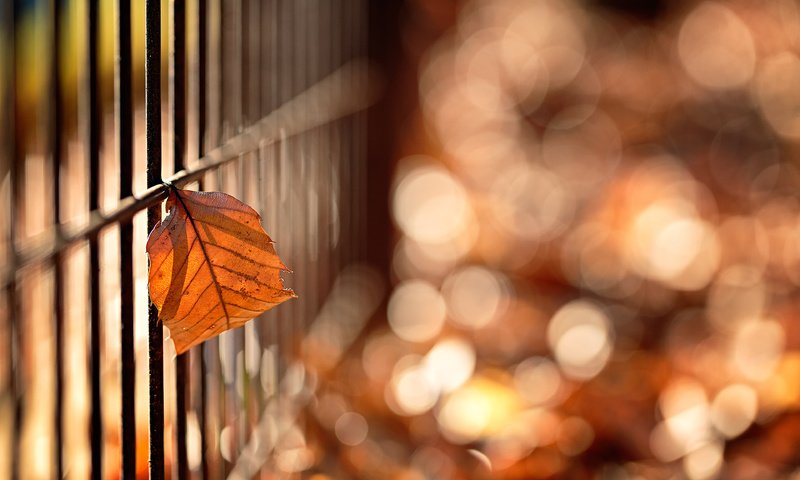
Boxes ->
[4,0,22,477]
[48,0,65,476]
[146,0,165,476]
[86,0,103,476]
[355,0,368,265]
[196,0,210,476]
[170,0,190,476]
[115,0,136,476]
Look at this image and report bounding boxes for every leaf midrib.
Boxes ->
[171,188,232,327]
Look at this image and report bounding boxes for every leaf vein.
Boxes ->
[220,285,283,306]
[173,188,233,325]
[172,281,214,324]
[205,242,283,270]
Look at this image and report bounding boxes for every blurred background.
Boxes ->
[6,0,800,478]
[355,0,800,478]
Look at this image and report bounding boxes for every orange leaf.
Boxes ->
[146,187,296,354]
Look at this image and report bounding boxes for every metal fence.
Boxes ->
[0,0,370,477]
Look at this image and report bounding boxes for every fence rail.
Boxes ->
[0,0,370,478]
[0,61,375,290]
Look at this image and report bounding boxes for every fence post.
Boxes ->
[85,0,103,476]
[145,0,165,477]
[170,0,190,476]
[48,0,65,476]
[115,0,136,476]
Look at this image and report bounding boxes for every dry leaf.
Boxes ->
[146,187,295,354]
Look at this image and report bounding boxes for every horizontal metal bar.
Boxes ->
[0,60,379,288]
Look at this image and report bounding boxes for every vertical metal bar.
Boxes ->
[262,0,274,115]
[196,0,210,476]
[240,0,249,125]
[306,0,319,312]
[86,0,103,476]
[197,0,207,161]
[116,0,136,476]
[277,0,291,456]
[217,1,231,475]
[3,1,22,478]
[249,0,260,122]
[296,0,310,332]
[172,0,187,175]
[268,1,281,466]
[247,0,263,450]
[355,0,366,265]
[209,1,225,476]
[174,356,189,479]
[345,0,353,270]
[350,0,357,265]
[328,0,342,295]
[170,0,189,477]
[352,0,360,262]
[145,0,165,477]
[317,0,331,305]
[49,0,65,477]
[218,0,227,144]
[235,0,248,458]
[336,0,350,273]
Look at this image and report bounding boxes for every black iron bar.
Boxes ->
[262,0,275,116]
[354,0,366,266]
[296,0,310,334]
[86,0,103,475]
[249,0,260,123]
[145,0,165,477]
[212,1,225,476]
[241,0,249,126]
[353,0,362,266]
[277,0,292,458]
[310,0,320,321]
[172,0,187,174]
[316,0,331,317]
[4,0,22,477]
[88,244,101,479]
[338,0,351,272]
[170,0,190,477]
[347,0,356,270]
[115,0,133,469]
[198,0,207,162]
[357,0,368,264]
[115,0,136,476]
[175,356,189,479]
[218,1,232,475]
[327,0,342,307]
[235,0,247,461]
[219,0,227,145]
[48,0,65,476]
[196,0,210,476]
[245,0,262,454]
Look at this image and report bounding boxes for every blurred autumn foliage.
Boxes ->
[304,0,800,479]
